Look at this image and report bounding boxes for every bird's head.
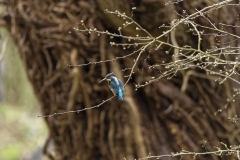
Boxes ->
[99,72,115,83]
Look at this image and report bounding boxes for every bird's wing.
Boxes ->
[110,78,124,94]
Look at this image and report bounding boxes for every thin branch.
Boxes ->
[38,96,115,118]
[139,148,240,160]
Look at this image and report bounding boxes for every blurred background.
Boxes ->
[0,1,239,160]
[0,26,47,160]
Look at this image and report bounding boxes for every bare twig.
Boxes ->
[38,96,115,118]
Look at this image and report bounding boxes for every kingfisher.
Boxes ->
[99,72,124,100]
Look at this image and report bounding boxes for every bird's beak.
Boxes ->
[99,78,106,83]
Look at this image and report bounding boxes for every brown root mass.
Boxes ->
[1,0,240,160]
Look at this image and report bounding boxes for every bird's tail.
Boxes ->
[118,91,123,100]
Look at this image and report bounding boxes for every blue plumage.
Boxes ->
[99,72,124,100]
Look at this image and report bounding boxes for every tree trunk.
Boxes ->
[2,0,240,159]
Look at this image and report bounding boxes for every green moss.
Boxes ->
[0,145,22,160]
